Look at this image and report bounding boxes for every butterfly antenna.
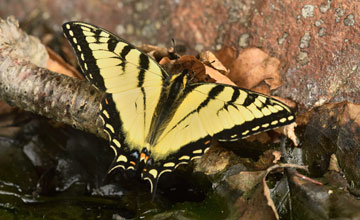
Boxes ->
[171,38,177,54]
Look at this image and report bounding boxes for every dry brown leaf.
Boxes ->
[263,163,308,220]
[229,48,281,90]
[227,170,265,192]
[46,47,82,78]
[194,141,234,175]
[173,55,208,82]
[329,154,341,172]
[204,66,236,86]
[250,81,271,94]
[342,102,360,126]
[214,46,237,70]
[283,122,298,147]
[254,150,282,170]
[199,51,228,74]
[272,151,282,164]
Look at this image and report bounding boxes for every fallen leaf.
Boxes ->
[263,163,308,220]
[214,46,237,70]
[199,50,228,74]
[46,47,82,78]
[173,55,208,82]
[229,48,282,90]
[204,65,236,85]
[283,122,298,147]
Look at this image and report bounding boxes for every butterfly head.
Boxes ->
[139,148,152,165]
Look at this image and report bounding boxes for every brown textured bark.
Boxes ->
[0,18,106,140]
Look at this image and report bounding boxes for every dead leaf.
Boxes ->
[204,65,236,85]
[254,150,282,170]
[173,55,207,82]
[283,122,298,147]
[194,141,234,175]
[46,47,82,78]
[214,46,237,70]
[229,48,282,90]
[227,170,265,192]
[199,50,228,74]
[263,163,308,220]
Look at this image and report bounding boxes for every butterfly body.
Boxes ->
[63,21,296,194]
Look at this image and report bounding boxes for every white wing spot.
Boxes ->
[116,155,128,162]
[149,169,158,178]
[280,118,287,123]
[252,126,260,131]
[192,149,202,154]
[65,24,70,29]
[127,166,135,170]
[262,123,270,128]
[113,138,121,148]
[102,110,110,119]
[179,155,190,161]
[204,147,210,154]
[105,123,115,133]
[288,115,294,121]
[163,162,175,167]
[271,120,278,125]
[274,105,284,111]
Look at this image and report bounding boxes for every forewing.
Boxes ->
[63,21,167,168]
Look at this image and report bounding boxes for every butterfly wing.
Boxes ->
[63,21,167,171]
[63,21,296,195]
[142,83,295,192]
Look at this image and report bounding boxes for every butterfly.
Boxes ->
[63,21,295,195]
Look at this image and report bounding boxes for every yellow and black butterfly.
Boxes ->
[63,21,295,194]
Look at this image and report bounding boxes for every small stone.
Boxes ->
[301,5,315,18]
[335,7,345,23]
[314,19,323,27]
[277,32,288,45]
[239,33,250,48]
[318,27,326,37]
[344,14,355,26]
[297,51,309,66]
[299,32,311,49]
[320,1,331,13]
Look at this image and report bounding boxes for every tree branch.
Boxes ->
[0,17,107,140]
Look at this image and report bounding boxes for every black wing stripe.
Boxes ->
[197,85,224,111]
